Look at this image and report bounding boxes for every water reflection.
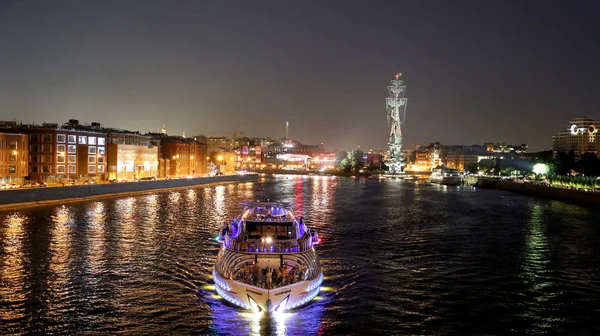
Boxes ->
[519,202,562,332]
[208,298,324,336]
[1,177,600,335]
[0,214,27,326]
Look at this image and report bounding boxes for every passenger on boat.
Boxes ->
[252,262,260,286]
[266,266,273,289]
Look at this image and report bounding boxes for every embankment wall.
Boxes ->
[0,174,259,210]
[492,180,600,207]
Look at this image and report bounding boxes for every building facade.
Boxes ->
[0,122,106,182]
[106,133,158,180]
[151,135,207,178]
[0,133,28,185]
[263,139,323,170]
[552,117,600,155]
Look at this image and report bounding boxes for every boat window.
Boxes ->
[245,221,294,239]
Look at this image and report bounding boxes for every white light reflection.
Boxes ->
[214,185,226,214]
[84,202,107,275]
[208,296,324,335]
[518,203,563,329]
[186,188,197,203]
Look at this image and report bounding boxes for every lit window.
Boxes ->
[89,137,96,145]
[68,155,76,163]
[68,145,76,153]
[57,134,66,143]
[88,146,96,154]
[97,156,105,163]
[56,165,65,173]
[98,147,105,155]
[68,135,76,144]
[88,155,96,163]
[98,138,105,145]
[78,136,87,145]
[57,144,66,153]
[88,165,96,173]
[57,155,65,163]
[68,165,76,173]
[9,165,16,173]
[97,165,104,172]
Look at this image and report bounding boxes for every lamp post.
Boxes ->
[190,155,194,177]
[171,154,180,178]
[217,155,224,175]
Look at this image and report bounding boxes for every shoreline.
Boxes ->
[477,179,600,208]
[0,174,259,211]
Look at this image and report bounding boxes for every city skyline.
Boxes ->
[1,1,599,151]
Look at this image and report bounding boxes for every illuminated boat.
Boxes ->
[213,201,323,314]
[430,167,463,185]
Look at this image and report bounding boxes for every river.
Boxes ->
[1,175,600,335]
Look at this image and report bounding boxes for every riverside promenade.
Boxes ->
[0,173,259,211]
[475,178,600,207]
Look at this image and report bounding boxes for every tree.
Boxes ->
[348,149,365,173]
[335,151,348,170]
[340,149,365,173]
[575,153,600,176]
[478,159,496,174]
[553,151,572,175]
[465,162,478,174]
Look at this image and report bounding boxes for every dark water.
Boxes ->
[1,176,600,335]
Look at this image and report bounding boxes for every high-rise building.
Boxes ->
[552,117,600,155]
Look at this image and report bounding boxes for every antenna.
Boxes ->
[285,121,289,140]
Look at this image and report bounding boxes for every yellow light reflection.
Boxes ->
[0,213,27,321]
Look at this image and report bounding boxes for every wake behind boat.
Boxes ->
[213,201,323,314]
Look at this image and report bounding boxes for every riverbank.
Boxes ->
[477,179,600,207]
[0,173,259,211]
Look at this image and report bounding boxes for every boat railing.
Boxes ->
[223,234,314,253]
[216,247,321,289]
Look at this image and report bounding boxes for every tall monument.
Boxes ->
[386,73,408,174]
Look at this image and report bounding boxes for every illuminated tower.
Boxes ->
[386,73,408,174]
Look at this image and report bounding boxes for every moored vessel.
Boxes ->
[430,167,463,185]
[213,201,323,314]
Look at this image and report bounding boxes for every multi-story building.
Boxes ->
[0,133,28,185]
[483,142,528,153]
[408,142,444,172]
[446,151,480,172]
[150,134,207,177]
[552,117,600,155]
[0,121,106,182]
[309,152,337,171]
[263,139,323,169]
[234,143,263,170]
[106,132,159,180]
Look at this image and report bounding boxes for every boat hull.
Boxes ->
[213,269,323,313]
[430,176,462,185]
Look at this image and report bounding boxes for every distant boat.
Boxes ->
[430,167,462,185]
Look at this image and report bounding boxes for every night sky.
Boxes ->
[1,0,599,151]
